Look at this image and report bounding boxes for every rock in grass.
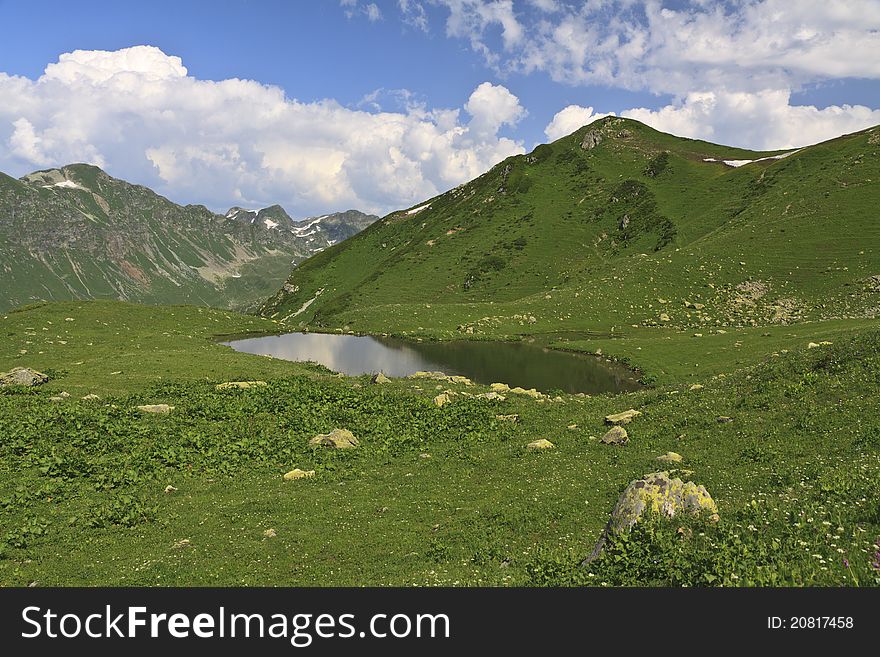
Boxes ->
[81,394,100,401]
[371,372,391,384]
[263,528,277,538]
[215,381,267,390]
[604,409,641,425]
[582,472,718,564]
[716,416,734,424]
[495,414,519,423]
[309,428,359,449]
[688,384,703,391]
[0,367,48,387]
[490,382,510,393]
[656,451,683,463]
[477,391,505,401]
[283,469,315,481]
[136,404,174,414]
[433,393,452,407]
[600,426,629,445]
[527,439,555,450]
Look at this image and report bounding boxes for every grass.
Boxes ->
[0,300,878,586]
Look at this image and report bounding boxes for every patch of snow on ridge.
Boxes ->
[42,180,86,191]
[406,203,431,215]
[264,218,279,229]
[703,150,800,168]
[292,216,326,234]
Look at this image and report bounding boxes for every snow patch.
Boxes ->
[42,179,86,191]
[292,216,326,234]
[263,218,279,229]
[703,150,800,168]
[406,203,431,215]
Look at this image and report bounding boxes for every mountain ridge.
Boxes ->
[261,117,880,336]
[0,163,378,312]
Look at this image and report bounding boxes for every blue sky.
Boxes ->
[0,0,878,217]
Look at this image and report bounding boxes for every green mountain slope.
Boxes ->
[262,117,880,341]
[0,165,378,312]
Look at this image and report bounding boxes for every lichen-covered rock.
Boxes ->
[309,428,359,449]
[605,409,641,425]
[371,372,391,384]
[509,386,544,399]
[608,472,717,533]
[216,381,267,390]
[477,391,505,401]
[527,439,555,450]
[283,468,315,481]
[582,472,718,564]
[490,382,510,393]
[600,426,629,445]
[656,451,683,463]
[136,404,174,414]
[495,414,519,423]
[433,392,452,407]
[0,367,48,387]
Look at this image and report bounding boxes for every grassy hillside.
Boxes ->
[0,301,877,586]
[262,118,880,368]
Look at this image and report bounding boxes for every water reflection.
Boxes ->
[224,332,640,394]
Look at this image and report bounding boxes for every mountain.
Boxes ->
[0,164,378,312]
[262,117,880,335]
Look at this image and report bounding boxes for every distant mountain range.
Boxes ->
[0,164,377,312]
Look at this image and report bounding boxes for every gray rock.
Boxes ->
[600,426,629,445]
[581,130,603,150]
[582,472,718,564]
[0,367,48,387]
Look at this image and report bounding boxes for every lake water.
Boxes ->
[224,331,641,394]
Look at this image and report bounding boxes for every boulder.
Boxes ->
[0,367,48,387]
[600,426,629,445]
[604,409,641,425]
[477,391,505,401]
[527,439,555,450]
[215,381,267,390]
[371,372,391,384]
[490,382,510,393]
[136,404,174,414]
[688,384,703,391]
[582,471,718,564]
[309,428,359,449]
[82,394,100,401]
[283,468,315,481]
[433,393,452,407]
[495,414,519,423]
[656,451,683,463]
[581,129,603,150]
[510,386,544,399]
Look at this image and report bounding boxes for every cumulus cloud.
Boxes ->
[620,90,880,150]
[405,1,880,150]
[0,46,525,217]
[544,104,614,141]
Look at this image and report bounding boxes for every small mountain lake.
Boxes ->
[223,331,641,394]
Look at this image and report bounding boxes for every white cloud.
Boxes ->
[364,2,382,22]
[0,46,525,217]
[464,81,526,138]
[621,89,880,150]
[419,1,880,150]
[428,0,880,95]
[544,104,614,141]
